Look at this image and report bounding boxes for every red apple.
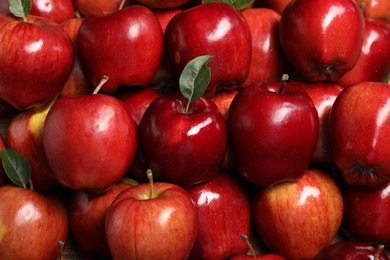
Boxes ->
[252,168,344,260]
[227,80,319,187]
[356,0,390,23]
[241,8,293,87]
[105,173,198,259]
[139,92,227,188]
[164,2,252,96]
[74,0,132,17]
[68,177,139,258]
[0,13,74,110]
[300,82,344,168]
[30,0,75,24]
[77,5,164,93]
[0,184,68,259]
[279,0,365,82]
[42,93,138,192]
[314,241,389,260]
[336,18,390,87]
[341,181,390,245]
[329,81,390,188]
[6,105,59,192]
[153,8,182,34]
[135,0,192,9]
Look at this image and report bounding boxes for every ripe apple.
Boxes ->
[314,241,389,260]
[0,13,74,110]
[329,81,390,188]
[77,5,164,93]
[153,8,182,34]
[356,0,390,23]
[105,172,198,259]
[336,18,390,87]
[227,79,319,187]
[139,92,227,188]
[0,184,68,259]
[6,105,59,192]
[135,0,192,9]
[42,93,138,192]
[30,0,75,24]
[279,0,365,82]
[74,0,132,17]
[187,172,252,259]
[252,168,344,260]
[299,82,344,168]
[164,2,252,96]
[68,177,138,258]
[241,7,293,86]
[341,181,390,245]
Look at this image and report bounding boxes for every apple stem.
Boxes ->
[146,169,154,199]
[58,240,65,260]
[241,234,257,260]
[28,178,34,191]
[92,75,110,95]
[374,244,385,260]
[278,74,289,94]
[119,0,126,10]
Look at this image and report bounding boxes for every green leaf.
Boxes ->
[179,55,212,112]
[8,0,32,19]
[202,0,253,11]
[0,148,31,188]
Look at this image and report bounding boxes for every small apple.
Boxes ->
[105,170,198,259]
[252,168,344,260]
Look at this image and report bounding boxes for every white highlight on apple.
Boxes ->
[187,118,212,136]
[207,18,231,42]
[298,186,320,206]
[15,202,42,226]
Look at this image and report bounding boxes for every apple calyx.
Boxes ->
[9,0,32,22]
[0,148,32,190]
[178,55,212,114]
[241,234,257,259]
[92,75,110,95]
[374,244,385,260]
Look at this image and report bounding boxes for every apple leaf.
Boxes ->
[179,55,212,113]
[8,0,32,19]
[0,148,31,188]
[202,0,253,11]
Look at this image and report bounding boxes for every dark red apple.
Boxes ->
[330,81,390,188]
[105,173,198,259]
[227,80,319,187]
[0,184,69,259]
[68,177,139,258]
[135,0,192,9]
[279,0,365,82]
[187,172,252,259]
[336,18,390,87]
[30,0,75,24]
[74,0,132,17]
[164,2,252,96]
[252,168,344,260]
[77,5,164,93]
[0,13,74,110]
[42,93,138,192]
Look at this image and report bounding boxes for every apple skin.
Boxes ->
[335,18,390,87]
[329,82,390,188]
[356,0,390,23]
[252,168,344,260]
[68,178,138,258]
[164,2,252,97]
[187,172,252,260]
[299,82,344,168]
[6,106,59,192]
[78,5,164,93]
[341,181,390,245]
[0,185,69,260]
[74,0,132,17]
[30,0,75,24]
[135,0,192,9]
[139,92,227,189]
[241,8,293,87]
[105,181,198,260]
[279,0,365,82]
[257,0,292,14]
[227,81,319,187]
[42,94,138,193]
[314,241,389,260]
[0,14,74,110]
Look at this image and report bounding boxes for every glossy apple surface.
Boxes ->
[330,82,390,188]
[105,181,198,259]
[252,168,344,260]
[188,172,251,259]
[0,185,68,259]
[42,94,138,192]
[0,14,74,110]
[74,0,131,17]
[279,0,365,82]
[78,5,163,93]
[30,0,75,24]
[227,81,319,187]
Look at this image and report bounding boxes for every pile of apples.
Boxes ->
[0,0,389,259]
